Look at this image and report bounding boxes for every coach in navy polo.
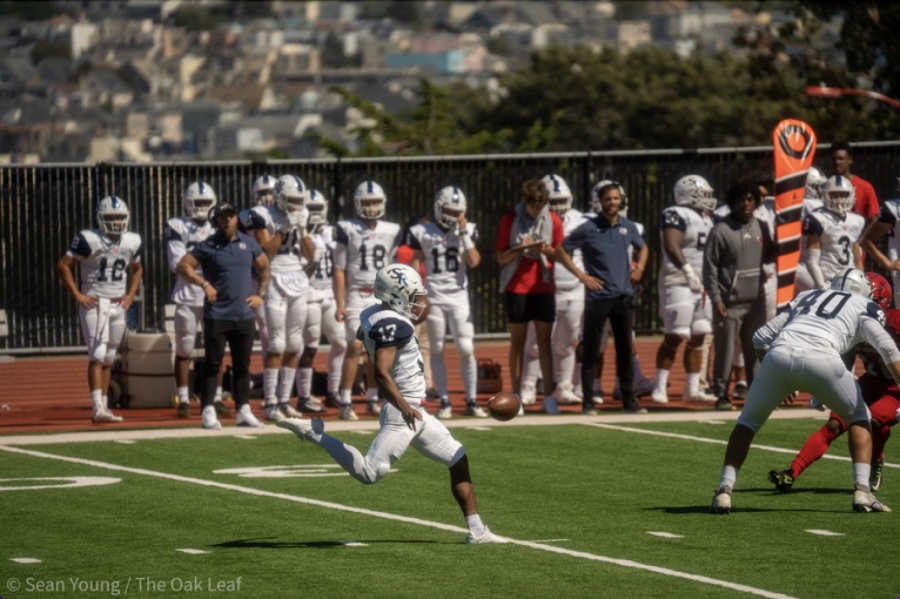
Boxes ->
[177,202,270,429]
[553,182,648,414]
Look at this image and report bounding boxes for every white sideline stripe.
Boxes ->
[0,444,800,599]
[805,530,844,537]
[114,440,136,444]
[586,423,900,467]
[340,541,368,547]
[647,532,684,539]
[176,548,208,554]
[234,436,258,440]
[10,557,42,563]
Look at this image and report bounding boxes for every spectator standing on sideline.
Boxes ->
[650,175,718,405]
[710,268,896,515]
[277,264,505,545]
[702,182,775,411]
[830,140,880,227]
[552,181,649,415]
[409,187,487,419]
[495,180,565,414]
[176,202,270,430]
[56,196,143,424]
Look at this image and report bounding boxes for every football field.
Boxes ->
[1,412,897,599]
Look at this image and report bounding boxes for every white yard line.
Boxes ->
[0,443,800,599]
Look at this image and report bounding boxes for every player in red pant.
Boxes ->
[769,272,899,493]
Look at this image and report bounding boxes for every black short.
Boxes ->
[504,292,556,324]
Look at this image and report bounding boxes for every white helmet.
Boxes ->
[674,175,717,212]
[184,181,217,222]
[433,186,467,229]
[374,263,427,320]
[306,189,328,229]
[274,174,308,213]
[591,179,627,216]
[96,196,130,236]
[823,175,855,217]
[831,267,872,300]
[252,174,277,206]
[541,174,572,216]
[805,167,827,199]
[353,180,387,220]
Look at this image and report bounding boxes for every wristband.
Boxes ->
[461,235,475,251]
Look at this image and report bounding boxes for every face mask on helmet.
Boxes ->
[830,268,872,300]
[541,174,572,216]
[805,167,827,200]
[866,272,892,309]
[591,180,627,215]
[97,196,130,236]
[374,264,428,320]
[823,175,855,217]
[252,174,276,206]
[184,181,217,222]
[354,181,387,220]
[306,189,328,229]
[274,175,308,213]
[674,175,717,212]
[433,186,467,229]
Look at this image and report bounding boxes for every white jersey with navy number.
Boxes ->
[407,221,477,304]
[876,198,900,263]
[755,289,887,357]
[660,205,713,287]
[359,304,426,401]
[165,216,214,306]
[244,205,305,274]
[66,229,142,298]
[308,225,336,293]
[802,207,866,284]
[334,219,402,291]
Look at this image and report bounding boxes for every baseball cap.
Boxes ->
[209,202,237,221]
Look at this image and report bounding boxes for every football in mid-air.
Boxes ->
[487,392,521,422]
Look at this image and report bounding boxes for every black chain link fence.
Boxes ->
[3,142,899,353]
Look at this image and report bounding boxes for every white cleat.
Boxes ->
[519,380,537,406]
[263,405,283,422]
[684,387,717,402]
[366,401,382,416]
[276,416,324,443]
[437,405,453,419]
[278,403,304,418]
[852,489,891,513]
[236,405,265,427]
[92,409,123,424]
[650,386,669,404]
[465,404,489,418]
[339,405,359,421]
[464,526,509,545]
[297,397,327,413]
[710,485,732,514]
[555,382,582,405]
[201,405,222,430]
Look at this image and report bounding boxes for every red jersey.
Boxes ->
[851,175,879,220]
[856,308,900,394]
[495,210,564,294]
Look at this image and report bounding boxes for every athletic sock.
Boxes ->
[263,368,279,407]
[685,372,700,392]
[340,388,353,406]
[176,385,190,403]
[91,389,103,411]
[853,462,872,489]
[214,385,223,403]
[297,367,313,398]
[466,514,486,536]
[790,424,839,478]
[278,367,297,404]
[656,368,670,390]
[719,465,739,490]
[367,387,379,403]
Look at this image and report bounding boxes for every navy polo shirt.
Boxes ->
[562,215,645,301]
[189,230,262,320]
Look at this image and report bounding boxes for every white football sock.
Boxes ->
[278,367,296,404]
[177,386,190,403]
[263,368,279,407]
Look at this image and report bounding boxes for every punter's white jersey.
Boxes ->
[243,205,306,274]
[307,226,336,293]
[165,216,214,306]
[754,289,890,358]
[359,304,426,401]
[802,207,865,283]
[66,229,142,298]
[659,205,713,287]
[334,219,402,291]
[407,221,477,304]
[554,209,589,294]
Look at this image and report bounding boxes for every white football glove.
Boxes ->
[681,263,703,293]
[287,207,308,229]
